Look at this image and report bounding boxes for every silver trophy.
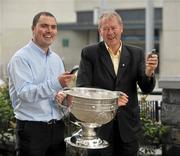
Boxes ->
[64,87,119,149]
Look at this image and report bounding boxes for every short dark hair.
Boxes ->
[32,11,57,27]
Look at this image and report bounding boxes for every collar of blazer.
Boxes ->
[99,42,130,82]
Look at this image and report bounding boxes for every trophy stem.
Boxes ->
[81,123,97,139]
[65,123,109,149]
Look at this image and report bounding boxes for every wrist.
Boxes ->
[145,69,154,79]
[145,69,154,77]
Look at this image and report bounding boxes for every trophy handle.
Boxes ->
[70,121,82,127]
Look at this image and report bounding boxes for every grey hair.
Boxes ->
[98,11,123,29]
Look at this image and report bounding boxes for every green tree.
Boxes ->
[139,94,169,155]
[0,84,15,145]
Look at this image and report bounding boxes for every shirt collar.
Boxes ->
[104,41,122,57]
[29,40,52,56]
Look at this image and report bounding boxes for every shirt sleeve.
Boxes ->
[8,56,63,103]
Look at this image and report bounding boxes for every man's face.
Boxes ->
[99,16,123,49]
[32,15,57,52]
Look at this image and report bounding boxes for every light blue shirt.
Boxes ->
[8,41,66,122]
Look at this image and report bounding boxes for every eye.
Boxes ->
[41,24,47,28]
[102,27,109,31]
[111,26,118,31]
[51,25,57,30]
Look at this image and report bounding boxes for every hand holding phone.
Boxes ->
[148,49,157,58]
[69,65,79,74]
[146,49,158,76]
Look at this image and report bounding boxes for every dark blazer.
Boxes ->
[76,41,155,143]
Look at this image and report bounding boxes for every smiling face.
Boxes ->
[99,15,123,52]
[32,15,57,53]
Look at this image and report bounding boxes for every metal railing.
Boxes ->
[139,92,162,122]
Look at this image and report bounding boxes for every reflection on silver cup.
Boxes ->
[64,87,119,149]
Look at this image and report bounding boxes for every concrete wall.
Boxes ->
[160,0,180,77]
[0,2,3,77]
[75,0,163,11]
[52,30,98,70]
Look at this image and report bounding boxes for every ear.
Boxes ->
[98,28,102,36]
[31,26,34,31]
[121,25,124,33]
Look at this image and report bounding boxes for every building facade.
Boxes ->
[0,0,163,77]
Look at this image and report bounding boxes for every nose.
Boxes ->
[46,26,52,32]
[107,28,114,34]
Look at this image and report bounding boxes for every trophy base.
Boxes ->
[65,135,109,149]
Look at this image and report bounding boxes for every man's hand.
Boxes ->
[58,72,75,88]
[55,91,66,106]
[145,52,158,77]
[117,92,129,107]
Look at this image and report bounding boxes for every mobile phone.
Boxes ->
[70,65,79,74]
[151,49,156,54]
[149,49,156,58]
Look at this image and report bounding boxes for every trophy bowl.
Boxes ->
[64,87,119,149]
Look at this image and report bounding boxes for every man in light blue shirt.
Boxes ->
[7,11,74,156]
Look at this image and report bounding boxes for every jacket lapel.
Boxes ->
[116,45,130,85]
[99,42,116,80]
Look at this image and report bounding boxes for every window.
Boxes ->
[62,38,69,47]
